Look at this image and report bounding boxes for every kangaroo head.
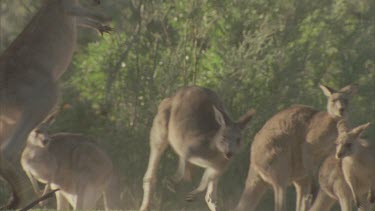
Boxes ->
[27,128,50,148]
[27,113,56,147]
[319,84,357,119]
[335,120,370,159]
[213,106,255,160]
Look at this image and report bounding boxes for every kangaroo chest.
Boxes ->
[22,149,55,182]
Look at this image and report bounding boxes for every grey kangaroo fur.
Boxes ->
[0,0,110,208]
[21,128,121,210]
[310,120,373,211]
[236,84,357,211]
[140,86,255,211]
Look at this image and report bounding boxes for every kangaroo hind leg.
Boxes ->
[140,98,171,211]
[236,166,268,211]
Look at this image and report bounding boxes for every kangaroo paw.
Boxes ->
[185,192,196,202]
[305,194,314,209]
[98,25,113,35]
[163,177,177,193]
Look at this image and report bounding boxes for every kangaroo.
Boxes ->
[21,129,120,210]
[336,120,374,209]
[0,0,110,207]
[310,121,374,211]
[236,84,357,211]
[140,86,255,211]
[309,154,354,211]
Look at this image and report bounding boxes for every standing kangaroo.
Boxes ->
[310,120,373,211]
[0,0,110,207]
[309,154,353,211]
[140,86,255,211]
[236,84,357,211]
[21,129,120,210]
[336,120,373,209]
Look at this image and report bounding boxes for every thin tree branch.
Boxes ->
[20,189,60,211]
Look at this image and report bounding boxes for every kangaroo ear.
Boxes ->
[213,106,226,127]
[38,110,58,131]
[319,84,336,97]
[339,84,358,97]
[337,119,349,134]
[237,109,256,129]
[43,110,58,126]
[350,122,371,138]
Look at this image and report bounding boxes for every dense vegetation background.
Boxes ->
[0,0,374,210]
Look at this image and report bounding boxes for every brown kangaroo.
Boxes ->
[0,0,110,208]
[309,154,354,211]
[140,86,255,211]
[336,120,373,210]
[236,84,357,211]
[310,120,374,211]
[21,129,120,210]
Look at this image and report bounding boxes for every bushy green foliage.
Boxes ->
[0,0,374,210]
